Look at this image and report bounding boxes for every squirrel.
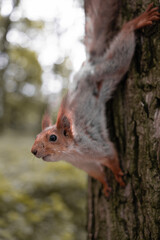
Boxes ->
[31,2,160,197]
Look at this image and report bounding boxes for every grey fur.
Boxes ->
[67,26,135,157]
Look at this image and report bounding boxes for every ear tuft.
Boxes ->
[56,94,73,138]
[42,113,52,130]
[57,114,72,138]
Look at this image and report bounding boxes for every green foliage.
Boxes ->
[20,18,45,30]
[8,47,42,85]
[0,131,87,240]
[0,9,45,131]
[53,57,72,79]
[4,94,46,132]
[2,45,45,131]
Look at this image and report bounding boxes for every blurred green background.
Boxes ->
[0,0,87,239]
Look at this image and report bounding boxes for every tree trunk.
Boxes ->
[87,1,160,239]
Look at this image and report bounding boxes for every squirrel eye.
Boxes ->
[49,134,57,142]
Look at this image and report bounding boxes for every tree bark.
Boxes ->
[87,1,160,239]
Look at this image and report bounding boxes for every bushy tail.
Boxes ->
[84,0,120,60]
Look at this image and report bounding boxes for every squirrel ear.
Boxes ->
[42,113,52,130]
[57,115,72,137]
[56,94,72,137]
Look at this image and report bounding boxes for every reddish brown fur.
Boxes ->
[31,125,74,161]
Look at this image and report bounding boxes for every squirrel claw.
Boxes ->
[114,171,125,187]
[117,178,125,187]
[146,2,154,12]
[133,3,160,30]
[103,185,112,197]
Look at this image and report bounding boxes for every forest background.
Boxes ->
[0,0,87,240]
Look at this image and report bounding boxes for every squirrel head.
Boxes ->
[31,111,73,162]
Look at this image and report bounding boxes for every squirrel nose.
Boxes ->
[31,149,37,156]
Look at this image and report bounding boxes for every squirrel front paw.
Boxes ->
[135,3,160,29]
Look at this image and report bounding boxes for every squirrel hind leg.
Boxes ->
[102,181,112,197]
[83,162,112,197]
[100,155,125,187]
[114,170,125,187]
[95,174,112,197]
